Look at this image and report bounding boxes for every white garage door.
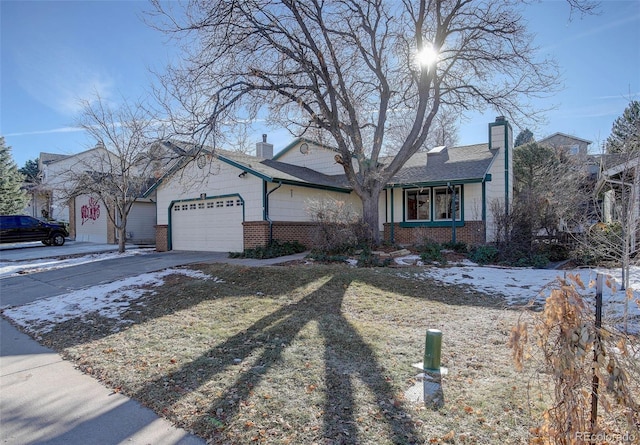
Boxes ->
[171,197,243,252]
[75,195,108,243]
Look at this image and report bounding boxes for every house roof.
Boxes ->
[146,138,500,197]
[386,143,495,186]
[216,149,351,192]
[39,152,71,165]
[539,132,592,145]
[143,141,351,197]
[600,153,640,177]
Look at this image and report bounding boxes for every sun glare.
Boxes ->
[417,45,439,67]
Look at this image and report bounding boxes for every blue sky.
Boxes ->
[1,0,639,168]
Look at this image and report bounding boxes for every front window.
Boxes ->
[406,189,431,221]
[434,186,460,220]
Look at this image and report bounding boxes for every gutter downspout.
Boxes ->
[265,181,282,245]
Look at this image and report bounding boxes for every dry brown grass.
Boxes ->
[37,264,547,444]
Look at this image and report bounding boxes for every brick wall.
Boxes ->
[155,225,169,252]
[243,221,320,249]
[383,221,486,246]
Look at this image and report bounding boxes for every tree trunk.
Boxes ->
[360,188,382,246]
[118,226,126,253]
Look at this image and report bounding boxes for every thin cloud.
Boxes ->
[595,92,640,101]
[5,126,85,137]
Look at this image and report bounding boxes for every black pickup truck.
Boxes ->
[0,215,69,246]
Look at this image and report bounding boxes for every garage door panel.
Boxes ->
[171,200,243,252]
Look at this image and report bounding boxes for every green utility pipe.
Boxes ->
[424,329,442,371]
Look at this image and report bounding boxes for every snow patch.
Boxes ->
[3,268,223,334]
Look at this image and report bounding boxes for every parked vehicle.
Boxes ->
[0,215,69,246]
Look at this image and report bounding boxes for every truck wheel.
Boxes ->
[51,233,66,246]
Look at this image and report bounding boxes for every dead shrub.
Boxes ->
[306,197,368,252]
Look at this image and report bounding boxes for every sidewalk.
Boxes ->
[0,249,307,444]
[0,319,205,445]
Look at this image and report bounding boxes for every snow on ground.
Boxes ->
[3,268,223,335]
[0,248,155,279]
[397,259,640,334]
[2,250,638,336]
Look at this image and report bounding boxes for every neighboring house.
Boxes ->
[600,153,640,250]
[38,145,157,245]
[20,152,72,220]
[149,116,513,252]
[539,132,592,157]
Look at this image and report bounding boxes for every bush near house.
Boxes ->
[229,240,306,259]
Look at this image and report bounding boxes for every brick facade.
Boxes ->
[155,225,169,252]
[383,221,486,246]
[243,221,320,249]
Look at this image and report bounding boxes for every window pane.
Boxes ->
[406,190,430,221]
[434,186,460,220]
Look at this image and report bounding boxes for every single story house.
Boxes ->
[149,116,513,252]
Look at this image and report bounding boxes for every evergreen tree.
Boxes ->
[19,158,40,183]
[514,128,534,147]
[605,100,640,154]
[0,137,28,214]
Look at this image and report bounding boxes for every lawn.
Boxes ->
[21,264,547,444]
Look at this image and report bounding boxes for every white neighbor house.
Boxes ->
[38,146,157,245]
[149,117,513,252]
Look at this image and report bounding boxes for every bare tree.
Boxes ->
[149,0,593,243]
[68,95,160,253]
[424,108,459,149]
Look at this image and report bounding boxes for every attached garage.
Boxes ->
[170,195,244,252]
[75,194,109,243]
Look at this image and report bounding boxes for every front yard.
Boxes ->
[7,263,552,444]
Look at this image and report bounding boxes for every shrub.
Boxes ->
[306,198,369,253]
[442,241,468,253]
[469,244,498,265]
[356,246,392,267]
[307,251,349,264]
[229,240,306,259]
[418,241,446,264]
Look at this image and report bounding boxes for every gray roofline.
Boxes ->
[539,132,592,145]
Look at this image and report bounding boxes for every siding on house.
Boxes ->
[268,185,361,222]
[156,158,264,226]
[484,118,513,242]
[273,141,346,175]
[154,117,514,251]
[122,201,156,244]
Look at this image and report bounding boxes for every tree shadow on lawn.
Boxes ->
[133,273,421,444]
